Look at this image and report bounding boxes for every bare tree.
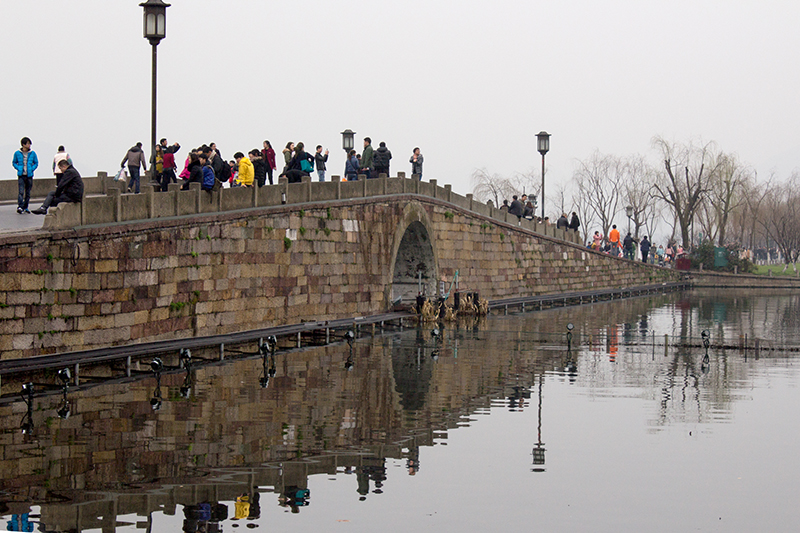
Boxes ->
[651,137,723,248]
[510,168,542,200]
[708,152,752,246]
[471,168,517,207]
[732,174,770,251]
[759,174,800,272]
[572,151,624,239]
[622,154,658,240]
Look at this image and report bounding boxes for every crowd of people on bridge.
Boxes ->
[498,193,582,232]
[119,136,425,194]
[10,135,427,214]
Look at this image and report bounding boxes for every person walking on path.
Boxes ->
[31,159,83,215]
[314,145,329,182]
[121,142,147,193]
[410,147,423,180]
[556,213,569,230]
[623,232,635,260]
[52,146,72,186]
[640,236,651,263]
[373,141,392,177]
[361,137,374,178]
[12,137,38,214]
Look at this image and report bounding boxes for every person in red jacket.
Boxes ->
[262,141,277,185]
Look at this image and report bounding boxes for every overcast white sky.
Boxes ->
[3,1,799,215]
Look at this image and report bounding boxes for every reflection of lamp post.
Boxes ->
[537,132,550,220]
[531,373,545,471]
[625,205,633,235]
[341,129,355,155]
[140,0,170,159]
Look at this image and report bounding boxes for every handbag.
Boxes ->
[115,167,128,181]
[300,159,314,173]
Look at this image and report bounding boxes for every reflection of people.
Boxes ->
[279,486,310,512]
[234,494,250,519]
[6,513,33,532]
[356,457,387,499]
[407,445,420,475]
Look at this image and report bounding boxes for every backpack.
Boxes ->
[202,165,216,191]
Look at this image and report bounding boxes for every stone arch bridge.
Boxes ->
[0,175,679,358]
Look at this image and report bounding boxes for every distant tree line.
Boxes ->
[472,136,800,270]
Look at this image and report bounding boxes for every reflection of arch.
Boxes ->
[391,329,434,412]
[388,202,438,304]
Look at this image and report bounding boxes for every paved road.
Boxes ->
[0,202,47,234]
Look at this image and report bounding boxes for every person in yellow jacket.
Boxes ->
[234,151,254,187]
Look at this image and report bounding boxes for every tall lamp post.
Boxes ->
[140,0,170,160]
[625,205,633,235]
[341,129,355,155]
[537,131,550,220]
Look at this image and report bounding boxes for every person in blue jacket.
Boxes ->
[12,137,39,214]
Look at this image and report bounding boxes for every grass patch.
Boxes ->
[754,264,800,276]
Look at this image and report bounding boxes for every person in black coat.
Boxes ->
[249,150,268,187]
[556,213,569,229]
[32,160,84,214]
[181,153,205,190]
[372,142,392,177]
[508,195,524,218]
[288,142,314,175]
[569,212,581,232]
[640,236,651,263]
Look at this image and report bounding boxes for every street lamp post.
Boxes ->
[625,205,633,235]
[140,0,170,162]
[536,132,550,220]
[341,129,355,154]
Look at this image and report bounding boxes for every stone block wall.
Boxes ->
[0,195,679,359]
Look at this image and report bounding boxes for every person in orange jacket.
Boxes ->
[608,224,621,256]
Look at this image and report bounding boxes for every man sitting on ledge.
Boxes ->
[31,159,84,215]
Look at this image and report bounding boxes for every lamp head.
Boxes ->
[57,403,71,420]
[57,368,72,385]
[150,358,163,373]
[536,131,550,156]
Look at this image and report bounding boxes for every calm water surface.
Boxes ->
[1,289,799,532]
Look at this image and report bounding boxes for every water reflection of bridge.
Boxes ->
[0,315,564,531]
[3,289,792,531]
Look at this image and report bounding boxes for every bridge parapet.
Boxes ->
[38,173,581,245]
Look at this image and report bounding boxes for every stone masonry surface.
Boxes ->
[0,194,680,359]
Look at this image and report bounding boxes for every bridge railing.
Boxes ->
[0,172,112,202]
[32,172,581,245]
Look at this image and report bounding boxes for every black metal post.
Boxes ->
[540,153,546,220]
[150,42,158,164]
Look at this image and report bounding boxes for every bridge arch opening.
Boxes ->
[391,220,437,303]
